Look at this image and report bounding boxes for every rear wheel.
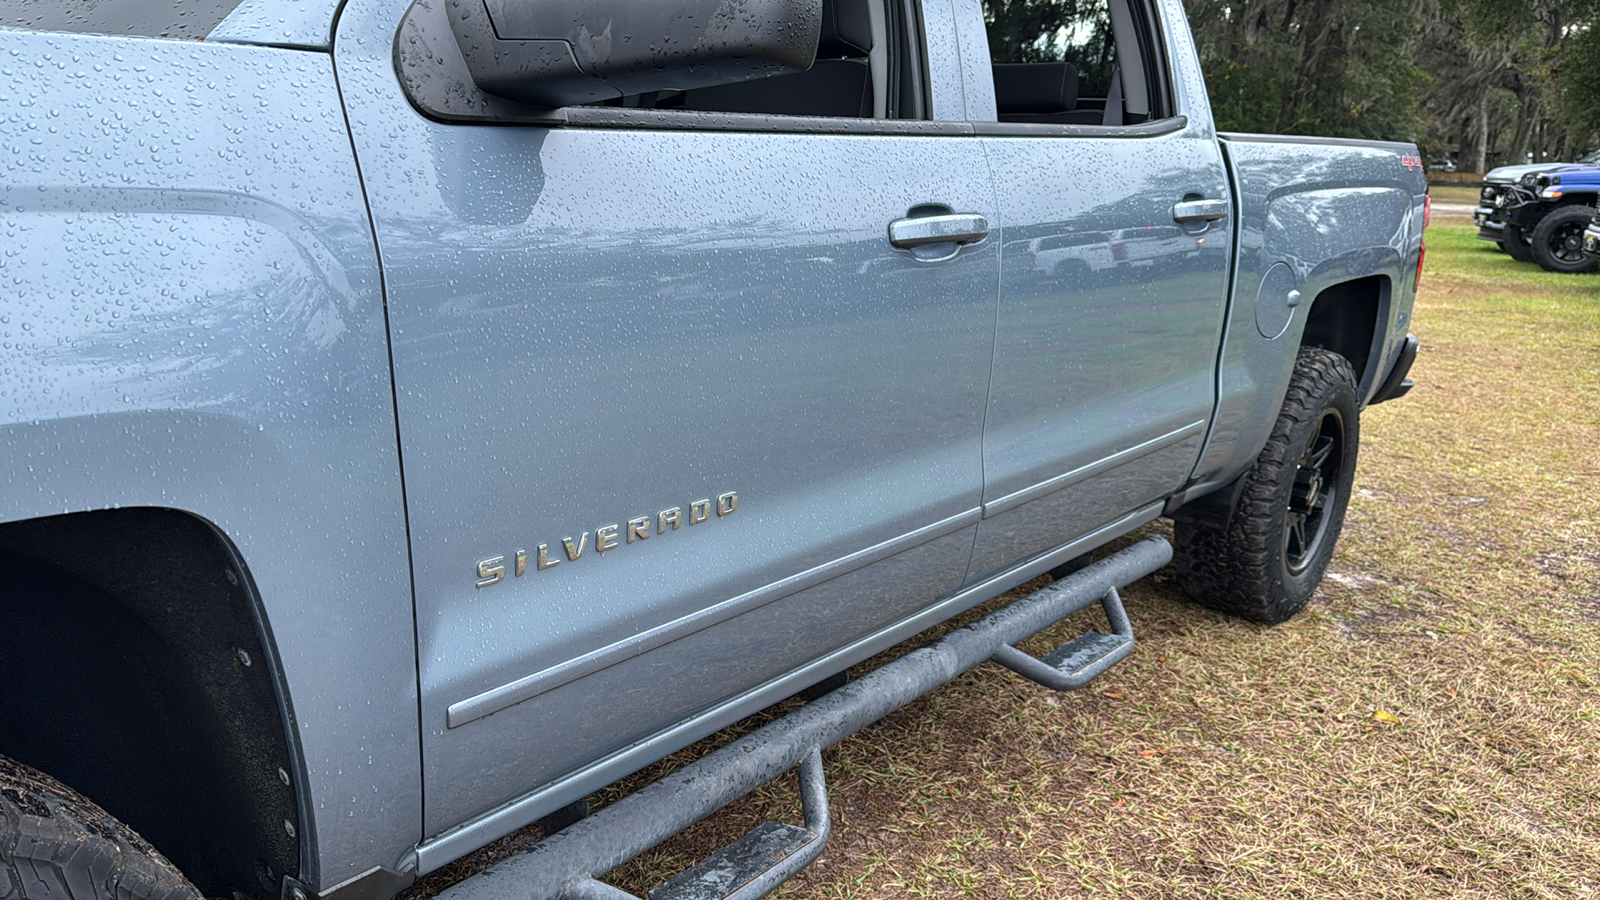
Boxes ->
[0,754,199,900]
[1173,347,1360,624]
[1503,222,1536,262]
[1529,205,1599,274]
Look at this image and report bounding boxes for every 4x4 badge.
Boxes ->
[474,492,739,588]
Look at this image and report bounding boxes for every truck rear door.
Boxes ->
[961,0,1235,578]
[333,0,1000,846]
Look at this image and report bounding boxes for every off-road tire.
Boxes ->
[1173,347,1360,624]
[1503,222,1536,262]
[1529,205,1600,274]
[0,755,200,900]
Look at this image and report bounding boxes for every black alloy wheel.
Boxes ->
[1285,408,1345,576]
[1530,205,1600,274]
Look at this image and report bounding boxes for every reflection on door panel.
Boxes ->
[970,0,1232,581]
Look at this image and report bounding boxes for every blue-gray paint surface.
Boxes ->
[0,29,420,886]
[1190,136,1424,491]
[208,0,345,49]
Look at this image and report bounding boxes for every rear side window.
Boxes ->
[0,0,243,40]
[985,0,1116,96]
[981,0,1171,127]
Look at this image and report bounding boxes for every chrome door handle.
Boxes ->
[888,213,990,248]
[1172,199,1229,223]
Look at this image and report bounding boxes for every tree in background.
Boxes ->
[1182,0,1600,171]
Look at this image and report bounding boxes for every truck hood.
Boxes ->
[1483,163,1561,184]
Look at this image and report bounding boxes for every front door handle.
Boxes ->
[888,213,990,249]
[1172,199,1229,223]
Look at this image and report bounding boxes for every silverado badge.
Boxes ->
[475,492,738,588]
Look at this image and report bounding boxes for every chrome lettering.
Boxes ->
[689,499,711,524]
[627,517,650,543]
[536,544,560,570]
[563,532,589,561]
[474,490,738,584]
[475,556,506,589]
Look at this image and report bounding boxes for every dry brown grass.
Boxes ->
[407,214,1600,899]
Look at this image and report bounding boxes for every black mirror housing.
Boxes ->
[446,0,822,108]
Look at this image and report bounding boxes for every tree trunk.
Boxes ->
[1509,92,1535,168]
[1470,94,1489,173]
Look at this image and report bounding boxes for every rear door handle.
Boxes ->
[1172,199,1229,223]
[888,213,990,249]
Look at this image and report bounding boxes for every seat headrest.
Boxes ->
[818,0,873,58]
[992,62,1079,114]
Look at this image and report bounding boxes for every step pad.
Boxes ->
[989,587,1135,692]
[650,822,816,900]
[1040,631,1131,678]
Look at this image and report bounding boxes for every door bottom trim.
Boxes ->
[446,507,983,729]
[981,421,1207,519]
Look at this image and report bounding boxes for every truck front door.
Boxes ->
[333,0,1000,846]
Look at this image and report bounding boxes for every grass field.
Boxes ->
[408,209,1600,900]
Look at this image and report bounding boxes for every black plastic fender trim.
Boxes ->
[1369,333,1418,405]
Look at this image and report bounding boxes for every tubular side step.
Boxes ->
[432,537,1173,900]
[990,587,1134,691]
[648,749,829,900]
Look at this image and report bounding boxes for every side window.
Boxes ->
[595,0,926,120]
[981,0,1168,126]
[0,0,244,39]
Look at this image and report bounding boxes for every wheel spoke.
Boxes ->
[1288,510,1307,558]
[1304,434,1334,470]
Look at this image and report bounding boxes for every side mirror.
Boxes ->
[447,0,823,109]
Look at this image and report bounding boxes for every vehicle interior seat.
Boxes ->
[993,62,1103,125]
[678,0,874,117]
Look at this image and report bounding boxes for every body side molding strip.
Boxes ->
[981,421,1207,519]
[446,507,983,728]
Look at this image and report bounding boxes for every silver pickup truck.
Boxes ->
[0,0,1423,898]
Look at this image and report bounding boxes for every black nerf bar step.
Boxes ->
[431,537,1172,900]
[990,587,1134,691]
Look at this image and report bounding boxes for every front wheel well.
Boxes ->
[0,508,301,900]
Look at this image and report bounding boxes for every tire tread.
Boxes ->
[0,756,199,900]
[1174,347,1359,623]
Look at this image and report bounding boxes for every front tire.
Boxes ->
[1503,222,1536,262]
[1173,348,1360,623]
[0,754,200,900]
[1529,205,1599,274]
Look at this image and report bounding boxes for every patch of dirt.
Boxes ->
[1336,603,1433,641]
[1323,568,1394,591]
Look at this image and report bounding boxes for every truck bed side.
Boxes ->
[1189,133,1427,495]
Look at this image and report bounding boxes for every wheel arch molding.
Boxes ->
[0,507,304,900]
